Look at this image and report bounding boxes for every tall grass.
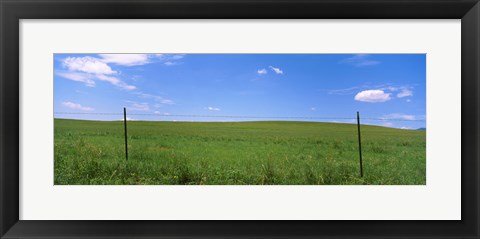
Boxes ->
[54,119,426,185]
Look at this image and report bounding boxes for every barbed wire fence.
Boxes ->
[54,112,426,122]
[54,109,426,177]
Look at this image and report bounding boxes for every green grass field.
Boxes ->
[54,118,426,185]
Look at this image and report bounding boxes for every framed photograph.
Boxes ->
[1,0,479,238]
[52,53,427,186]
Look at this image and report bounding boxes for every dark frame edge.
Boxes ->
[1,0,479,238]
[1,0,20,238]
[461,2,480,239]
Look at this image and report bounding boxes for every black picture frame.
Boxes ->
[1,0,479,238]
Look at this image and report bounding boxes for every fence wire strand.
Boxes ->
[54,112,425,122]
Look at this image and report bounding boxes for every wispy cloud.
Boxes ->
[340,54,380,67]
[382,122,394,127]
[328,86,363,95]
[166,54,185,60]
[311,107,316,111]
[164,61,178,66]
[119,117,135,121]
[63,56,116,75]
[269,66,283,74]
[95,74,136,90]
[257,68,267,75]
[328,83,393,95]
[62,101,94,111]
[97,54,186,66]
[381,113,416,121]
[56,72,95,87]
[154,111,171,115]
[134,92,174,105]
[75,90,88,94]
[330,84,414,103]
[383,86,414,98]
[60,54,188,91]
[156,54,186,66]
[98,54,151,66]
[354,90,391,103]
[397,88,413,98]
[206,106,220,111]
[61,56,136,90]
[125,101,150,111]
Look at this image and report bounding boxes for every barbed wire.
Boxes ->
[54,112,425,122]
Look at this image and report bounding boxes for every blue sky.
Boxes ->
[54,54,426,129]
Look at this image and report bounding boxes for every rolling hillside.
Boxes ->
[54,119,426,185]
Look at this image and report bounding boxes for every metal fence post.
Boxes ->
[124,107,128,161]
[357,111,363,177]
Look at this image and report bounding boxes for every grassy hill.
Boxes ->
[54,119,426,185]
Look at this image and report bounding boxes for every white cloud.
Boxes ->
[328,86,363,95]
[406,99,412,102]
[158,99,175,105]
[329,84,400,96]
[382,113,416,121]
[99,54,150,66]
[153,100,174,108]
[163,61,183,66]
[94,74,122,85]
[207,107,220,111]
[257,68,267,75]
[56,72,95,87]
[60,54,189,93]
[269,66,283,74]
[135,92,175,105]
[62,101,94,111]
[63,56,116,75]
[154,111,170,115]
[126,101,150,111]
[95,74,136,90]
[397,88,413,98]
[75,90,87,94]
[381,85,414,98]
[340,54,380,67]
[119,117,135,121]
[311,107,316,111]
[159,99,174,104]
[383,122,394,127]
[98,54,185,66]
[170,54,185,60]
[155,54,185,66]
[61,56,137,90]
[354,90,391,103]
